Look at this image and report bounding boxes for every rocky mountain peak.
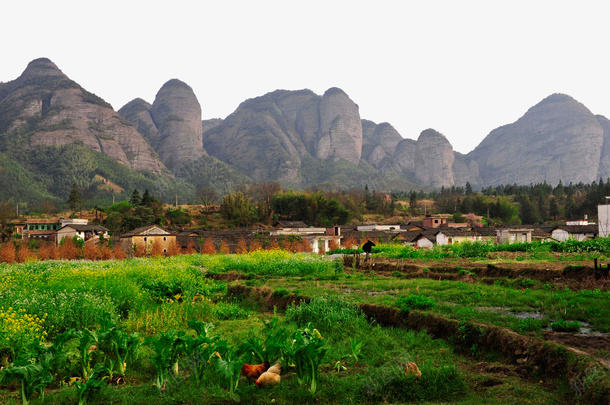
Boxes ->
[418,128,450,143]
[0,58,167,174]
[414,128,455,188]
[467,93,603,186]
[146,79,207,168]
[20,57,67,79]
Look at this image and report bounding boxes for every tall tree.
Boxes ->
[129,189,141,206]
[0,201,17,242]
[67,183,81,212]
[141,189,153,206]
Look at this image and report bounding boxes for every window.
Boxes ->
[163,236,167,241]
[143,237,147,242]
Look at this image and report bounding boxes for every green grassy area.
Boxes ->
[0,252,607,404]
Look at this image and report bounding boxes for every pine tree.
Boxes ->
[67,183,81,212]
[129,189,141,206]
[465,181,473,196]
[141,189,153,206]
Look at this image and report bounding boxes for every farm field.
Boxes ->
[0,247,609,404]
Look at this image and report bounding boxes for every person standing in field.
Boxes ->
[362,240,375,262]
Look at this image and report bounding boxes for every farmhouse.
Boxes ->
[422,216,447,228]
[496,227,534,244]
[56,224,109,245]
[120,225,176,256]
[24,219,61,241]
[550,225,598,242]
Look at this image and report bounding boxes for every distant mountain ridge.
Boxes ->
[2,58,610,205]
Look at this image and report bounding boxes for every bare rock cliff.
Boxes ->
[316,88,363,164]
[0,58,166,174]
[149,79,207,169]
[467,93,604,186]
[414,129,456,188]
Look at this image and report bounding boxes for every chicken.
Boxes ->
[255,361,281,387]
[241,360,270,383]
[404,362,422,379]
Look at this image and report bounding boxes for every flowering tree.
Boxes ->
[465,213,484,228]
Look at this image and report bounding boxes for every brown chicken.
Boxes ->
[241,361,270,383]
[255,361,281,387]
[404,362,422,379]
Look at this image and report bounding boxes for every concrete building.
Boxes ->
[497,228,533,244]
[599,203,610,237]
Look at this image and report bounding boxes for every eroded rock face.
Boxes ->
[203,90,311,183]
[362,120,403,168]
[414,129,456,188]
[452,152,482,188]
[0,58,167,174]
[595,115,610,180]
[149,79,207,169]
[316,88,362,164]
[202,88,364,183]
[118,98,160,148]
[467,94,604,186]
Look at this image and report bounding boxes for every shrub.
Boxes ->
[272,288,291,298]
[150,241,163,257]
[185,240,197,254]
[236,237,248,254]
[166,241,181,257]
[37,242,58,260]
[202,238,216,255]
[300,239,312,253]
[249,239,262,252]
[59,237,81,260]
[15,243,35,263]
[398,295,436,312]
[113,244,127,259]
[0,242,16,263]
[550,320,581,332]
[84,242,98,260]
[342,236,358,249]
[219,240,230,255]
[515,317,543,333]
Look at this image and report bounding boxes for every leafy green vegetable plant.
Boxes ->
[147,329,188,391]
[0,358,54,405]
[285,323,327,396]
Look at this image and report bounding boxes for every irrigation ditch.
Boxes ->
[342,255,610,291]
[226,283,610,403]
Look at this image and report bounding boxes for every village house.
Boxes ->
[550,225,598,242]
[56,224,109,245]
[24,219,61,241]
[120,225,176,256]
[271,221,342,253]
[422,216,447,228]
[497,227,534,244]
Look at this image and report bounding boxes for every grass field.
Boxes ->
[0,248,608,404]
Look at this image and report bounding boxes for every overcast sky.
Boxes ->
[2,1,609,154]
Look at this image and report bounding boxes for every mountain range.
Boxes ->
[1,58,609,205]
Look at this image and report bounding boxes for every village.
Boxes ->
[5,207,606,258]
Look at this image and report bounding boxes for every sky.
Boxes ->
[2,1,609,154]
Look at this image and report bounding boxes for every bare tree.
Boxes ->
[197,186,218,214]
